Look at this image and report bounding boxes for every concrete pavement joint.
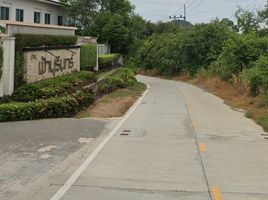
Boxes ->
[50,84,150,200]
[54,184,209,194]
[177,85,214,200]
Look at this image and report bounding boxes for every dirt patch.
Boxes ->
[77,82,147,118]
[88,96,135,118]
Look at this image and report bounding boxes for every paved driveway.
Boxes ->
[0,118,115,200]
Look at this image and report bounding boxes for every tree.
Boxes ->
[60,0,98,33]
[102,14,131,52]
[234,7,260,34]
[258,1,268,26]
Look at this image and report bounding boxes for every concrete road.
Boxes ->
[6,75,268,200]
[0,118,118,200]
[43,75,268,200]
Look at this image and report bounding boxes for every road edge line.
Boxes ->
[50,83,150,200]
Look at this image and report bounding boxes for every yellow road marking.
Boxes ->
[192,121,197,129]
[199,143,206,153]
[212,186,224,200]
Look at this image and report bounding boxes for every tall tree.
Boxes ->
[234,7,260,34]
[60,0,98,33]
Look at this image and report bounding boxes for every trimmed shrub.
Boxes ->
[0,91,94,122]
[15,34,77,51]
[80,44,97,71]
[99,53,121,69]
[13,71,97,102]
[0,46,3,80]
[98,68,137,94]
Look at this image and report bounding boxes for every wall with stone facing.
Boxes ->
[23,46,80,83]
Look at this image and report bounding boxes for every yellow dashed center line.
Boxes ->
[212,186,224,200]
[192,121,197,129]
[199,143,206,153]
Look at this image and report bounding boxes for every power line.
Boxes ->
[188,0,205,14]
[169,0,205,21]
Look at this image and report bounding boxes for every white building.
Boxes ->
[0,0,67,25]
[0,0,76,36]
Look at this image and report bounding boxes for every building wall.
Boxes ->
[0,0,67,25]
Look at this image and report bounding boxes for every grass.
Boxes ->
[95,66,122,79]
[76,82,147,118]
[257,117,268,132]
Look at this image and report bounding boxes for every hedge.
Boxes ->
[13,71,97,102]
[0,91,94,122]
[99,53,121,69]
[15,34,77,52]
[0,46,3,80]
[98,68,137,94]
[15,34,77,88]
[80,44,97,71]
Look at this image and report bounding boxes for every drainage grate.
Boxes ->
[264,137,268,140]
[261,134,268,136]
[118,128,146,137]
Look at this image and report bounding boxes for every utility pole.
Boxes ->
[169,4,187,21]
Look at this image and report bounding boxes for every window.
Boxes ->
[45,13,51,24]
[34,12,41,23]
[0,6,9,20]
[58,16,63,26]
[16,9,24,22]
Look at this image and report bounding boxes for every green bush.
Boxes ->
[0,46,3,80]
[98,68,137,94]
[242,55,268,96]
[80,44,97,71]
[0,91,94,122]
[13,71,97,102]
[15,34,77,51]
[99,53,121,69]
[214,33,268,80]
[136,21,232,76]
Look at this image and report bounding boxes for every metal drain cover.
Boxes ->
[118,128,146,137]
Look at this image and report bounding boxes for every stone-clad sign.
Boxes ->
[23,46,80,83]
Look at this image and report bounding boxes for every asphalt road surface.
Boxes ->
[4,75,268,200]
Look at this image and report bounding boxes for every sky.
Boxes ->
[130,0,267,24]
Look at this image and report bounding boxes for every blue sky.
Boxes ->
[130,0,267,24]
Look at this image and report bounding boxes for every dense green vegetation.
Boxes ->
[98,53,121,69]
[98,68,137,94]
[80,44,97,71]
[131,11,268,97]
[61,0,147,53]
[0,91,94,122]
[15,34,77,51]
[13,71,96,102]
[0,46,3,80]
